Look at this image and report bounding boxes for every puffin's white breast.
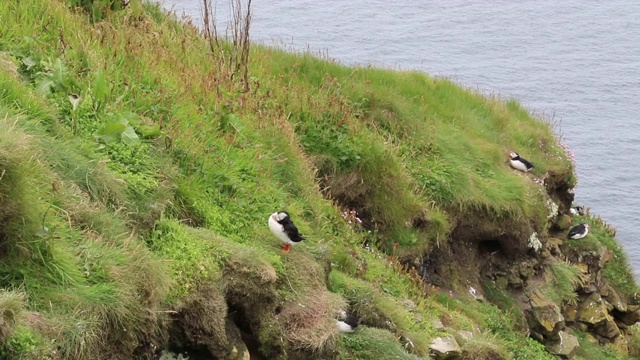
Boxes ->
[509,159,529,172]
[336,320,355,333]
[268,213,294,244]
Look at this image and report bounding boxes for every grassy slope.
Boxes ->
[0,1,636,359]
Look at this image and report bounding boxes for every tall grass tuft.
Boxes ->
[542,261,584,305]
[0,290,26,342]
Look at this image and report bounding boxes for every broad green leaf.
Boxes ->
[94,121,127,143]
[51,58,67,88]
[121,126,140,146]
[22,57,36,70]
[35,76,55,94]
[228,114,245,132]
[137,124,162,138]
[122,112,141,127]
[92,70,110,110]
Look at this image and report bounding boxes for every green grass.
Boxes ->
[573,331,628,360]
[541,261,584,305]
[457,330,512,360]
[0,0,635,359]
[336,327,420,360]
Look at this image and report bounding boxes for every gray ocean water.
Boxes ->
[162,0,640,279]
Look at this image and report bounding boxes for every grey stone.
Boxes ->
[546,331,579,359]
[526,289,565,337]
[457,330,473,342]
[432,319,446,330]
[429,336,461,360]
[401,299,416,311]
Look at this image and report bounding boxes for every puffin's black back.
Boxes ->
[518,156,534,169]
[344,314,360,328]
[279,218,305,243]
[568,223,586,238]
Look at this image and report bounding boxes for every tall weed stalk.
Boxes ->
[202,0,253,92]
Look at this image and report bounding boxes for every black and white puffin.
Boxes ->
[268,211,305,253]
[508,152,534,172]
[567,223,590,239]
[336,310,360,333]
[570,206,585,216]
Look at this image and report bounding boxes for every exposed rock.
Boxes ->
[576,293,609,325]
[603,298,615,312]
[563,246,611,278]
[457,330,473,342]
[546,330,579,359]
[600,283,627,312]
[413,313,423,323]
[525,289,565,338]
[229,345,251,360]
[547,237,563,257]
[508,271,524,288]
[594,319,621,339]
[615,305,640,326]
[610,333,629,354]
[576,293,620,339]
[564,303,578,323]
[495,276,508,288]
[401,299,416,311]
[432,319,445,331]
[554,215,573,231]
[518,261,537,279]
[429,336,461,360]
[579,283,597,294]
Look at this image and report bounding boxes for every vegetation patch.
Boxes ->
[0,0,635,359]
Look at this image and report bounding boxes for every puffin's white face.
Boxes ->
[276,212,289,221]
[584,224,590,230]
[509,152,519,159]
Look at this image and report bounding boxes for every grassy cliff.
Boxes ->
[0,1,638,359]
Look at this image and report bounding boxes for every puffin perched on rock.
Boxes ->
[336,310,360,333]
[567,223,590,239]
[268,211,305,253]
[508,152,534,172]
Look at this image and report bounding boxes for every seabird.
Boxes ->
[567,223,590,239]
[508,152,534,172]
[570,206,585,216]
[268,211,305,253]
[336,311,360,333]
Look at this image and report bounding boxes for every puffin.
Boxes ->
[336,311,360,333]
[570,206,585,216]
[508,152,534,172]
[268,211,305,253]
[567,223,590,239]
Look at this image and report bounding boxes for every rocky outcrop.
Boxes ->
[546,330,579,359]
[479,189,639,358]
[429,336,461,360]
[576,293,617,333]
[525,289,565,341]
